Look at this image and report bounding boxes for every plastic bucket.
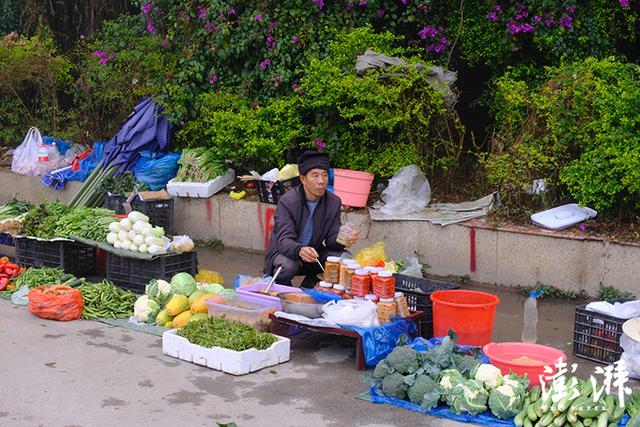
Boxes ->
[483,342,567,386]
[333,168,374,208]
[430,290,500,346]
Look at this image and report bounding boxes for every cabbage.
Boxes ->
[145,236,164,247]
[148,244,166,255]
[218,288,235,295]
[133,220,152,234]
[133,234,145,246]
[106,232,117,244]
[120,218,133,231]
[128,211,150,223]
[203,283,225,294]
[138,244,148,253]
[108,222,122,233]
[170,272,197,296]
[118,230,129,242]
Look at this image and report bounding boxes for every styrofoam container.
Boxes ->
[236,282,302,310]
[162,329,290,375]
[530,203,597,230]
[206,293,274,331]
[167,169,235,198]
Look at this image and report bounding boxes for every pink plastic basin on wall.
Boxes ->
[333,168,374,208]
[483,342,567,386]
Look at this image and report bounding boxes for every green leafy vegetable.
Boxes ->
[174,148,226,183]
[99,172,147,197]
[178,316,277,351]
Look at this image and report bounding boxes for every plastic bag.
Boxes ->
[399,256,423,278]
[11,127,45,176]
[169,235,195,254]
[380,165,431,215]
[355,241,387,267]
[27,285,84,321]
[233,274,261,289]
[303,288,343,303]
[11,284,30,306]
[344,317,418,366]
[620,334,640,379]
[133,151,180,190]
[196,269,224,285]
[323,299,380,328]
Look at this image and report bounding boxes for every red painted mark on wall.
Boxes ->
[469,227,476,273]
[264,207,275,249]
[205,199,213,225]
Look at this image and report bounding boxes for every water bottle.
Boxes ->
[521,290,541,343]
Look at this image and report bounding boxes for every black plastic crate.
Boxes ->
[103,193,174,234]
[106,251,198,293]
[257,177,300,204]
[394,273,460,338]
[15,237,96,276]
[573,304,626,364]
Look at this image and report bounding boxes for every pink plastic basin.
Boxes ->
[333,168,374,208]
[236,282,302,310]
[483,342,567,386]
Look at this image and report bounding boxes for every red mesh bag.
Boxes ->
[28,285,84,321]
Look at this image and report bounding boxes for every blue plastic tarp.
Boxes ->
[66,142,106,182]
[342,318,418,367]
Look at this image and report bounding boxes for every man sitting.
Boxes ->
[264,151,359,287]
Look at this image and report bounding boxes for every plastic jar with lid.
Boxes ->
[350,269,371,298]
[324,256,341,283]
[332,284,345,297]
[339,259,351,286]
[394,291,411,318]
[377,297,397,324]
[315,281,333,292]
[343,290,353,300]
[365,293,379,304]
[373,270,395,299]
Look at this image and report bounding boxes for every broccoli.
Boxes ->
[454,355,482,379]
[381,372,407,400]
[373,359,394,379]
[407,374,442,410]
[386,345,420,375]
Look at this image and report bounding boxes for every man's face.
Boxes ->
[300,168,328,200]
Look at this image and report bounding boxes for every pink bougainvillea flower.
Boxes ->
[291,36,299,44]
[259,58,271,70]
[312,0,324,10]
[227,7,236,14]
[255,14,263,21]
[198,6,207,20]
[142,3,154,14]
[620,0,630,7]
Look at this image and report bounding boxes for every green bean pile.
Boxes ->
[178,316,277,351]
[78,280,137,319]
[0,267,70,297]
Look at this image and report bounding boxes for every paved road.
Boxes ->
[0,299,461,427]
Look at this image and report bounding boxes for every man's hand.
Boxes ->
[347,228,360,246]
[299,246,319,263]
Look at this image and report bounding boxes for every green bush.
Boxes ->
[0,33,72,146]
[485,57,640,217]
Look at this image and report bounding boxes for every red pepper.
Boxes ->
[11,268,20,278]
[0,273,7,279]
[0,277,9,291]
[0,256,8,265]
[4,262,18,271]
[4,268,14,277]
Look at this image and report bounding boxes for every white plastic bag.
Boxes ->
[11,127,45,176]
[400,256,423,278]
[620,334,640,379]
[322,299,380,328]
[380,165,431,215]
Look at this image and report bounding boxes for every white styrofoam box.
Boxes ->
[161,329,290,375]
[167,169,235,198]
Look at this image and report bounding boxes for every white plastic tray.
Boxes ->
[162,329,290,375]
[166,169,235,198]
[530,203,597,230]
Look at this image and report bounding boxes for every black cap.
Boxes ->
[297,150,330,175]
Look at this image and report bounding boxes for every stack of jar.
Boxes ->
[320,257,360,298]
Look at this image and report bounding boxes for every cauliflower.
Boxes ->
[450,379,489,415]
[381,372,407,400]
[145,279,172,305]
[474,364,503,390]
[439,369,465,407]
[386,346,420,375]
[488,384,523,419]
[133,295,161,324]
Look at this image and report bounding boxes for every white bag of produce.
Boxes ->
[322,299,380,328]
[169,235,195,254]
[11,127,46,176]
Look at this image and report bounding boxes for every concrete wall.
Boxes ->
[2,168,638,295]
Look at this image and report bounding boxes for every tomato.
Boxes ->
[3,268,14,277]
[0,277,9,291]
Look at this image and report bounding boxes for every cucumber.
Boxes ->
[524,417,534,427]
[610,406,624,421]
[604,395,615,416]
[583,418,593,426]
[553,412,567,427]
[530,385,542,402]
[515,408,527,427]
[539,412,555,427]
[528,403,539,421]
[581,379,594,397]
[596,412,609,427]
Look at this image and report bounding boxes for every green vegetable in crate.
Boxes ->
[170,272,197,296]
[145,279,172,305]
[178,316,277,351]
[405,374,442,410]
[133,295,161,324]
[474,364,503,390]
[449,379,490,415]
[385,345,421,375]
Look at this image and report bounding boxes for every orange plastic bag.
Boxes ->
[28,285,84,321]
